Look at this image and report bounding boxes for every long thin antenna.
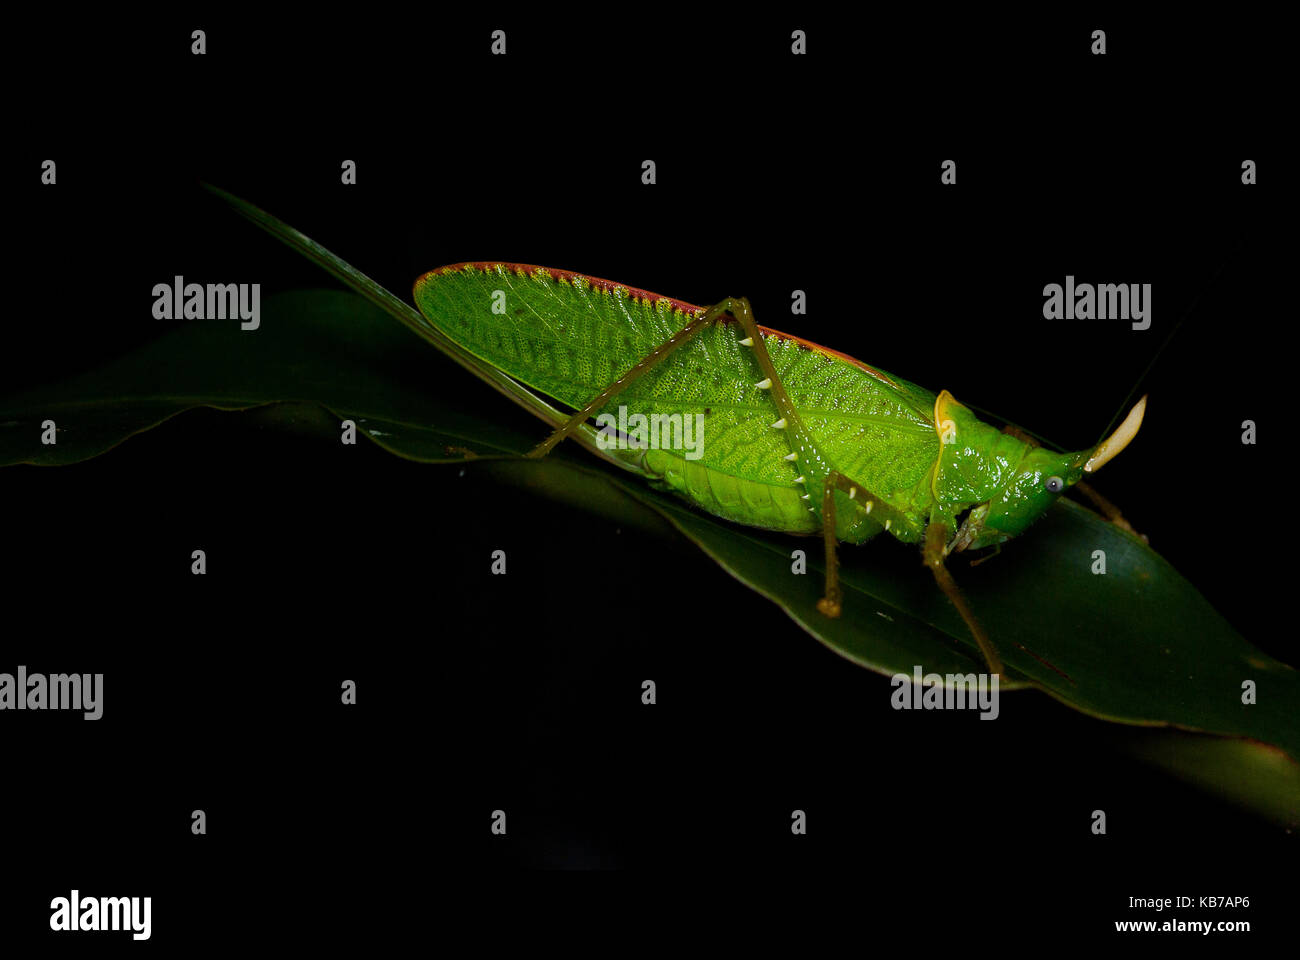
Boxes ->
[1093,238,1245,446]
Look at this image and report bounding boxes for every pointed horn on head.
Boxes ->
[1084,395,1147,473]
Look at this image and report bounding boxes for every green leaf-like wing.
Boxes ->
[413,263,941,530]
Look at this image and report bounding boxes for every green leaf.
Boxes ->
[0,289,537,466]
[605,467,1300,761]
[1123,731,1300,829]
[194,183,628,473]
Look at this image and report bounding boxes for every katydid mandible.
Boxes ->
[413,263,1147,678]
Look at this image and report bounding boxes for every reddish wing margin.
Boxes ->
[416,262,902,390]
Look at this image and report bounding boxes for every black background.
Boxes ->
[3,9,1290,947]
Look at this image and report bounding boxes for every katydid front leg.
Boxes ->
[725,299,1012,677]
[923,519,1005,677]
[928,509,1073,682]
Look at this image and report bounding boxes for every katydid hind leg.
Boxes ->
[525,298,736,459]
[721,298,916,619]
[718,297,852,618]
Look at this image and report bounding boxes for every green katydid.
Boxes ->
[197,182,1146,680]
[411,262,1148,679]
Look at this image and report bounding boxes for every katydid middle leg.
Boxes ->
[815,469,911,618]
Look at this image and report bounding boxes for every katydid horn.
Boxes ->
[1084,395,1147,474]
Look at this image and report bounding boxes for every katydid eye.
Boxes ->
[1045,476,1064,493]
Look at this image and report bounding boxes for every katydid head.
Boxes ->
[963,396,1147,549]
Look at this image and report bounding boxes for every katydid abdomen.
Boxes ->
[413,261,1147,677]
